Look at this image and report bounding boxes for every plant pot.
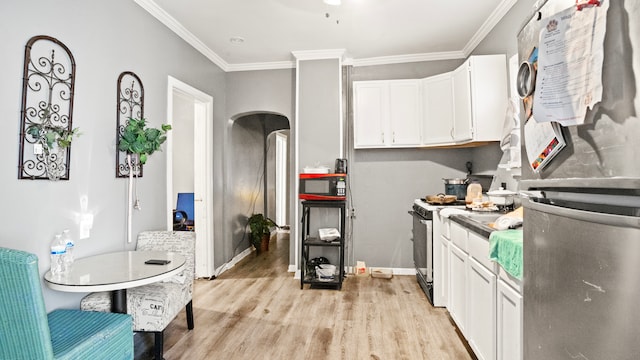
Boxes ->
[260,234,270,253]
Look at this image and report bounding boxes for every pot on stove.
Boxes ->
[442,178,469,200]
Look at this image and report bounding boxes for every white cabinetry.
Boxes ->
[452,55,508,143]
[446,219,523,360]
[422,73,455,144]
[467,257,497,360]
[432,211,450,307]
[449,242,467,335]
[353,54,507,149]
[353,80,421,148]
[497,275,523,360]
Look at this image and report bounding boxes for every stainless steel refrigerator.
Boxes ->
[518,1,640,359]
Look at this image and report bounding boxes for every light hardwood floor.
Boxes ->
[135,231,475,360]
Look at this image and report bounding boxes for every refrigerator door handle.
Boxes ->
[518,190,544,200]
[524,198,640,229]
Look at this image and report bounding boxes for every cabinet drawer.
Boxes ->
[467,231,496,272]
[498,266,522,293]
[450,222,468,252]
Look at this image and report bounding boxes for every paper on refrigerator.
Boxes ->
[532,1,608,126]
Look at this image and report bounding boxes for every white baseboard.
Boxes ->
[290,265,416,278]
[389,267,417,276]
[213,247,254,278]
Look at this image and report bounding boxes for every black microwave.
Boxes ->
[299,173,346,201]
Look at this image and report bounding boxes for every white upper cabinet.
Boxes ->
[353,81,387,147]
[452,54,508,143]
[452,63,474,142]
[388,80,422,146]
[422,73,455,145]
[353,79,421,148]
[353,54,507,149]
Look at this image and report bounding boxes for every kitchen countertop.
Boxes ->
[449,212,500,238]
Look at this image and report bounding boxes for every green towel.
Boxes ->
[489,229,523,280]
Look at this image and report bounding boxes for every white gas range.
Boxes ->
[409,199,465,304]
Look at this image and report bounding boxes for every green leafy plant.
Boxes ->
[118,117,172,164]
[248,214,278,250]
[26,109,80,150]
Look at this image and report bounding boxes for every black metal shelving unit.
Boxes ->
[300,200,345,290]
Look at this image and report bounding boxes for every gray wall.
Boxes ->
[298,59,343,167]
[0,0,226,311]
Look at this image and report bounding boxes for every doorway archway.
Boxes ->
[227,112,290,259]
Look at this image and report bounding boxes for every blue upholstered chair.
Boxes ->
[81,231,196,360]
[0,247,133,360]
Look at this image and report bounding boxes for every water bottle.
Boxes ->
[50,234,67,277]
[61,229,74,268]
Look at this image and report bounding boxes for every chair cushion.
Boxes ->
[48,309,133,360]
[81,281,191,332]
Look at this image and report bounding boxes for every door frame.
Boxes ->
[275,131,288,227]
[166,76,215,277]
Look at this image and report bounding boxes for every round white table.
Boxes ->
[44,250,185,313]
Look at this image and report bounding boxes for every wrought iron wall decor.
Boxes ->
[18,35,76,180]
[116,71,145,178]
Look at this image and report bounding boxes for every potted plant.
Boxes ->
[118,117,171,165]
[26,108,80,180]
[248,214,278,253]
[118,117,171,243]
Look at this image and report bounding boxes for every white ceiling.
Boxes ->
[136,0,518,72]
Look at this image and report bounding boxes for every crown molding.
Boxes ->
[350,51,466,67]
[291,49,346,61]
[133,0,230,72]
[226,61,296,72]
[462,0,518,56]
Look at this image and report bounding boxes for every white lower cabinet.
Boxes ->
[444,220,523,360]
[449,242,467,335]
[497,279,523,360]
[433,211,450,308]
[436,235,450,307]
[467,257,497,360]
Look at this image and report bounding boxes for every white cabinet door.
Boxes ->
[353,80,421,148]
[432,212,444,307]
[497,279,523,360]
[353,81,388,147]
[467,257,497,360]
[468,55,508,142]
[388,80,422,146]
[451,55,508,143]
[422,73,454,144]
[449,242,467,335]
[437,235,450,307]
[452,61,473,142]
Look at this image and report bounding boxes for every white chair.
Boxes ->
[81,231,195,360]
